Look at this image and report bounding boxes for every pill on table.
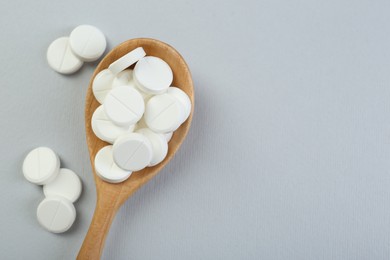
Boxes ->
[133,56,173,94]
[108,47,146,75]
[144,93,184,133]
[69,25,106,62]
[94,145,132,183]
[104,85,145,126]
[112,69,133,88]
[167,87,192,123]
[164,132,173,142]
[92,69,115,104]
[113,133,152,171]
[136,128,168,166]
[23,147,60,185]
[37,196,76,233]
[43,168,82,203]
[47,37,83,74]
[92,105,135,144]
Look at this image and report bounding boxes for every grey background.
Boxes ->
[1,0,390,259]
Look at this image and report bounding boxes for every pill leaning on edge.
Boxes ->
[104,85,145,126]
[94,145,132,183]
[43,168,82,203]
[36,196,76,233]
[69,25,106,62]
[23,147,60,185]
[47,37,83,74]
[108,47,146,75]
[112,133,153,171]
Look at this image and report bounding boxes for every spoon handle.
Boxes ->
[77,184,123,260]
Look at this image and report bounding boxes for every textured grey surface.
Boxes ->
[1,0,390,259]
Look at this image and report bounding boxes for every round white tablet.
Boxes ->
[108,47,146,75]
[47,37,83,74]
[136,128,168,166]
[43,168,82,203]
[167,87,192,123]
[165,132,173,142]
[144,93,184,133]
[92,105,135,144]
[113,133,152,171]
[133,56,173,94]
[104,86,145,126]
[37,196,76,233]
[69,25,106,62]
[92,69,115,104]
[23,147,60,185]
[94,145,132,183]
[112,69,133,88]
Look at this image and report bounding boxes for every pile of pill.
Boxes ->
[23,147,82,233]
[47,25,106,74]
[92,47,191,183]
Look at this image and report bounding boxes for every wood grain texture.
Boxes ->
[77,38,194,260]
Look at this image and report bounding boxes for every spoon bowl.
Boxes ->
[77,38,194,259]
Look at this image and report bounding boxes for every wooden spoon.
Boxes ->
[77,38,194,259]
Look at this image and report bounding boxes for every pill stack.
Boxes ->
[47,25,106,74]
[91,47,191,183]
[23,147,82,233]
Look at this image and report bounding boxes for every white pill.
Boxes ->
[69,25,106,62]
[113,133,152,171]
[133,56,173,94]
[94,145,132,183]
[43,168,82,203]
[112,69,133,88]
[144,93,184,133]
[92,69,115,104]
[108,47,146,75]
[136,128,168,166]
[165,132,173,142]
[47,37,83,74]
[104,86,145,126]
[92,105,135,144]
[167,87,192,123]
[23,147,60,185]
[37,196,76,233]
